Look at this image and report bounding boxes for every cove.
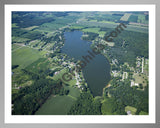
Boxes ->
[61,31,111,96]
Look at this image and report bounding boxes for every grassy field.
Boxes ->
[137,14,148,24]
[133,73,148,87]
[12,23,18,28]
[101,99,117,115]
[98,31,106,37]
[25,58,50,73]
[82,27,106,37]
[128,15,138,22]
[52,68,77,86]
[23,26,39,31]
[64,86,80,99]
[12,46,42,68]
[37,21,65,32]
[12,36,30,43]
[100,21,117,24]
[12,44,22,51]
[35,95,76,115]
[70,25,85,29]
[139,111,148,115]
[125,106,137,115]
[78,20,148,33]
[35,79,80,115]
[82,27,100,33]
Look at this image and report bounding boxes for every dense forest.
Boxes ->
[103,79,148,115]
[104,29,148,67]
[68,90,102,115]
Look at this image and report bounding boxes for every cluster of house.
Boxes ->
[110,56,148,88]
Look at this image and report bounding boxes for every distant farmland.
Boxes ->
[35,95,76,115]
[12,46,42,69]
[120,13,132,21]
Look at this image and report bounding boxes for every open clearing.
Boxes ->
[125,106,137,115]
[133,73,148,87]
[35,95,76,115]
[101,98,117,115]
[64,86,80,99]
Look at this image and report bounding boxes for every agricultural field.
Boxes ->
[12,46,43,69]
[25,58,50,73]
[23,26,39,31]
[99,20,118,24]
[37,21,65,32]
[78,20,148,33]
[82,27,106,37]
[78,21,117,29]
[70,25,85,29]
[128,15,138,22]
[35,95,76,115]
[12,36,30,44]
[120,13,132,21]
[137,14,148,24]
[36,16,78,32]
[12,43,22,51]
[82,27,100,33]
[125,25,148,33]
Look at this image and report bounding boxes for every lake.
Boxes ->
[61,31,111,96]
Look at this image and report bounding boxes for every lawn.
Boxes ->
[133,73,148,87]
[35,95,76,115]
[12,46,42,69]
[125,106,137,115]
[53,68,77,86]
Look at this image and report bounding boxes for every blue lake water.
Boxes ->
[61,31,111,96]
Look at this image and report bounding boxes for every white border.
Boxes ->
[5,5,156,123]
